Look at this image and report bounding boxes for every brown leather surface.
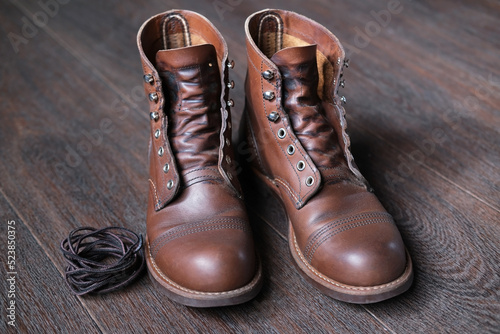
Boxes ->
[243,9,411,290]
[138,10,260,299]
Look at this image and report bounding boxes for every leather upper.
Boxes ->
[138,10,256,293]
[138,10,241,211]
[243,9,408,287]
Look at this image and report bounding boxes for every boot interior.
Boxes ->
[255,11,336,100]
[159,13,209,50]
[141,12,224,68]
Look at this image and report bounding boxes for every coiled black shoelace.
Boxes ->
[60,227,145,295]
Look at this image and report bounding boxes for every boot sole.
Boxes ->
[252,167,414,304]
[145,237,263,307]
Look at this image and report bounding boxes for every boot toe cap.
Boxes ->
[153,230,256,292]
[310,221,407,287]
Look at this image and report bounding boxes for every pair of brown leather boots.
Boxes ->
[137,9,413,307]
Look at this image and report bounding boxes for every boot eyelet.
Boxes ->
[263,91,275,101]
[227,99,234,107]
[227,172,233,180]
[150,112,159,122]
[267,111,279,122]
[277,128,286,139]
[154,129,160,139]
[297,160,305,171]
[287,145,295,155]
[149,92,158,102]
[226,155,232,164]
[143,74,154,84]
[158,147,164,157]
[227,60,235,69]
[344,58,350,68]
[227,122,232,129]
[225,138,231,146]
[340,96,347,104]
[227,80,235,89]
[262,70,274,81]
[306,176,314,187]
[340,79,346,88]
[166,179,174,189]
[163,163,169,173]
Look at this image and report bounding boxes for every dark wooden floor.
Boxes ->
[1,0,499,333]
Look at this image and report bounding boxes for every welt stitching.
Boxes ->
[303,212,391,259]
[293,233,409,291]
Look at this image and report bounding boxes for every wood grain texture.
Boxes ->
[0,194,101,333]
[1,0,499,333]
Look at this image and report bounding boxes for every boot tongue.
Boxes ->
[271,45,320,107]
[271,45,344,169]
[155,44,222,173]
[155,44,216,70]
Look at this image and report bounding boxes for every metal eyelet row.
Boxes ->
[337,58,349,105]
[144,72,174,189]
[226,59,235,109]
[222,59,235,183]
[266,69,315,188]
[262,70,279,123]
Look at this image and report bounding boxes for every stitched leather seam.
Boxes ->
[246,112,267,174]
[184,167,219,176]
[151,218,247,256]
[307,218,393,263]
[304,212,391,256]
[292,232,407,291]
[151,217,247,252]
[155,168,179,208]
[152,223,248,259]
[322,174,346,180]
[148,179,160,207]
[274,177,300,203]
[303,212,392,260]
[184,176,223,188]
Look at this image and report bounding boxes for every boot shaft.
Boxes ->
[137,10,241,211]
[244,9,368,208]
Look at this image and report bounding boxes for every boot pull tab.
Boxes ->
[257,11,283,58]
[161,13,191,50]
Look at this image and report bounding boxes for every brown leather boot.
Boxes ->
[242,9,413,303]
[137,10,262,307]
